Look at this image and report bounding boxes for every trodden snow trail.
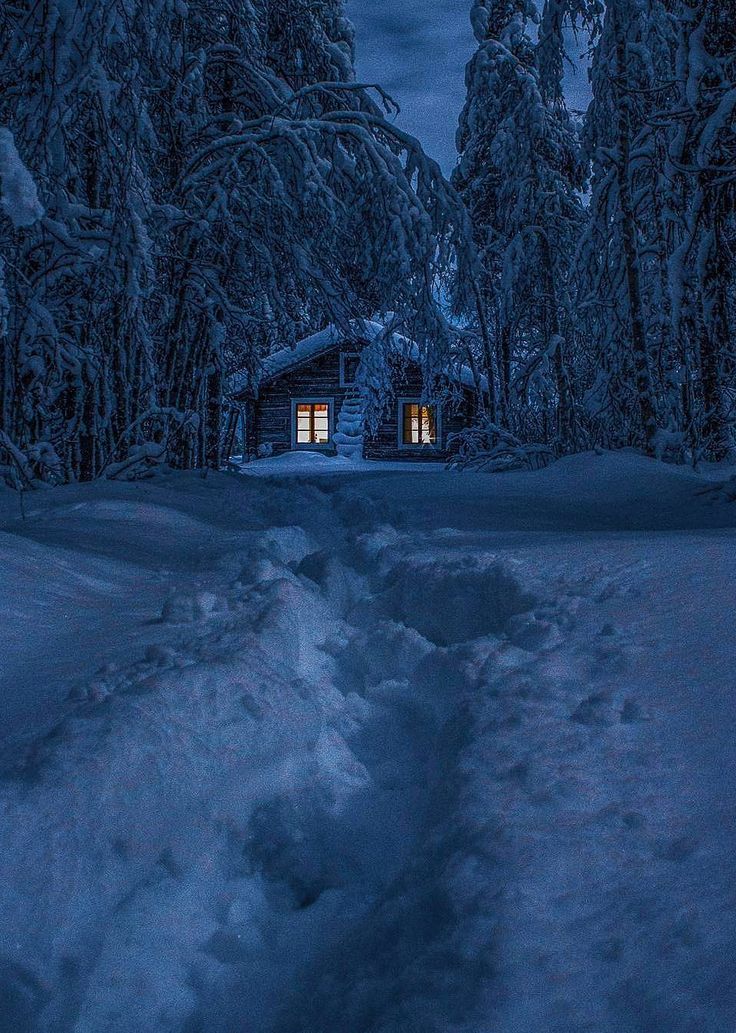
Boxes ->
[0,454,735,1032]
[269,516,736,1033]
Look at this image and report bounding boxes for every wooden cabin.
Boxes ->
[229,323,478,464]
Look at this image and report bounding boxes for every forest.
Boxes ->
[0,0,734,484]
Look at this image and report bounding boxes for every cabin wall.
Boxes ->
[251,349,348,457]
[245,346,476,462]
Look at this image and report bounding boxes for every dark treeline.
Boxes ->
[452,0,735,466]
[0,0,734,484]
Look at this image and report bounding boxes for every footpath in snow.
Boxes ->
[1,451,735,1033]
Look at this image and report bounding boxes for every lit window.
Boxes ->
[296,402,330,445]
[401,402,437,446]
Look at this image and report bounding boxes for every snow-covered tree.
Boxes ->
[0,0,159,480]
[0,127,46,487]
[453,0,586,449]
[576,0,680,454]
[667,0,736,459]
[576,0,735,460]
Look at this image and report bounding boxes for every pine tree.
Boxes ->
[0,0,159,481]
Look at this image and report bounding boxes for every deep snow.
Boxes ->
[1,452,735,1032]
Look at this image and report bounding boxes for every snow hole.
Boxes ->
[377,557,538,646]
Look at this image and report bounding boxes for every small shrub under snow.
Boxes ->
[448,422,556,473]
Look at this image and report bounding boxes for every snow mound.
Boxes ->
[240,451,345,477]
[161,589,227,623]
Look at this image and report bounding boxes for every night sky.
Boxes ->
[347,1,592,175]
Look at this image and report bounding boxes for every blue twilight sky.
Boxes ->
[346,1,592,174]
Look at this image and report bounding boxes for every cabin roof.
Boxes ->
[228,319,483,398]
[261,321,372,381]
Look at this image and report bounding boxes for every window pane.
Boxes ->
[420,406,436,444]
[402,402,436,445]
[295,402,330,445]
[402,403,419,444]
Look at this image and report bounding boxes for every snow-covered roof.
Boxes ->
[229,319,484,397]
[260,320,380,381]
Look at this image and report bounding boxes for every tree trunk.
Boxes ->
[204,359,223,470]
[470,276,499,423]
[499,323,512,421]
[540,235,574,450]
[79,370,99,481]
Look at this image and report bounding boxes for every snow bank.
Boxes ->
[239,450,443,478]
[0,475,370,1032]
[240,450,360,477]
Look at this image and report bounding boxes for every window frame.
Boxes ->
[339,351,362,388]
[397,397,441,450]
[291,397,334,450]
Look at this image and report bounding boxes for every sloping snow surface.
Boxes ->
[1,452,735,1032]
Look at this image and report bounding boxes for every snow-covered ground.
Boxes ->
[1,452,735,1033]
